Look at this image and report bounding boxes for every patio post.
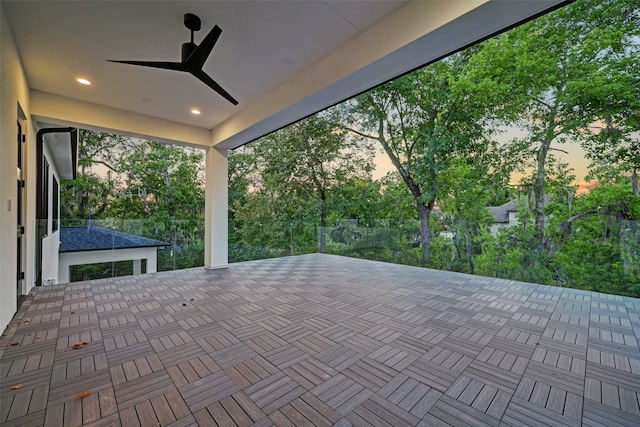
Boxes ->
[204,147,228,269]
[133,259,142,275]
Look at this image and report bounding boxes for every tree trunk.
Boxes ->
[632,167,639,197]
[319,193,327,253]
[418,202,431,266]
[78,193,86,219]
[533,143,550,248]
[464,226,474,274]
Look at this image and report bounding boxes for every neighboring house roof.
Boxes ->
[59,226,170,253]
[488,194,553,223]
[488,200,518,223]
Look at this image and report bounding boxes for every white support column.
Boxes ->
[133,259,142,275]
[204,147,228,269]
[147,251,157,274]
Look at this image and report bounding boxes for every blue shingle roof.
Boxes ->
[59,226,170,253]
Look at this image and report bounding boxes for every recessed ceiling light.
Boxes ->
[191,109,201,115]
[76,78,92,85]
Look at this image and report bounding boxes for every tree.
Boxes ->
[325,177,384,227]
[552,184,640,296]
[469,0,640,247]
[113,141,204,221]
[569,0,640,195]
[245,112,374,253]
[438,156,497,274]
[61,131,207,271]
[61,130,129,219]
[342,54,491,265]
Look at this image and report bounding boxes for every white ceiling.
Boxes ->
[2,1,567,149]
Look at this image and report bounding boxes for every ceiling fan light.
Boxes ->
[76,78,92,85]
[191,108,201,115]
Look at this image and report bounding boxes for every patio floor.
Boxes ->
[1,254,640,427]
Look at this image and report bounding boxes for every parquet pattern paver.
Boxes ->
[2,253,640,426]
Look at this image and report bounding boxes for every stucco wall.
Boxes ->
[58,247,158,284]
[40,143,61,284]
[1,4,32,331]
[41,233,60,285]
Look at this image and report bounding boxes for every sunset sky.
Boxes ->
[370,126,596,194]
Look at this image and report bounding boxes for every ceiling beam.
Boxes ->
[30,90,212,148]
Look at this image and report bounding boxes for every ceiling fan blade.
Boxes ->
[107,60,187,72]
[192,69,238,105]
[185,25,222,71]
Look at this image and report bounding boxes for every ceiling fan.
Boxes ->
[108,13,238,105]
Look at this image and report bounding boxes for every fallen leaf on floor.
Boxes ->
[182,303,187,307]
[28,293,33,296]
[70,312,75,315]
[72,341,91,349]
[76,391,91,400]
[10,342,19,346]
[190,298,194,301]
[28,333,33,336]
[10,384,22,390]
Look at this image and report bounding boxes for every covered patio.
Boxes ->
[1,0,569,332]
[2,254,639,426]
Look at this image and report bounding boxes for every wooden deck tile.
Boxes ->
[311,373,374,416]
[583,397,640,427]
[263,343,310,369]
[179,367,240,413]
[347,394,419,427]
[314,343,360,369]
[226,355,279,387]
[428,394,501,427]
[282,358,338,390]
[369,344,418,371]
[502,395,581,427]
[343,357,398,392]
[378,373,442,418]
[245,372,305,414]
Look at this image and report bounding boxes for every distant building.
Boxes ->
[487,195,553,235]
[487,200,519,235]
[48,226,169,284]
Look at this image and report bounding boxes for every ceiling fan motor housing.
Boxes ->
[182,42,198,62]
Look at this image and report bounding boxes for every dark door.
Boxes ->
[17,121,25,302]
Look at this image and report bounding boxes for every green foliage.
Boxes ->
[61,130,206,273]
[468,0,640,244]
[231,112,374,254]
[549,184,640,295]
[474,224,559,286]
[437,156,501,273]
[70,260,139,282]
[474,183,640,296]
[325,219,423,267]
[343,52,497,264]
